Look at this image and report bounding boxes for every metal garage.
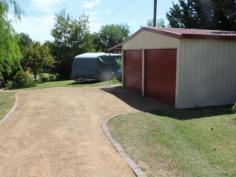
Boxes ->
[122,27,236,109]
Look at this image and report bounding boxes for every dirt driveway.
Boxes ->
[0,87,140,177]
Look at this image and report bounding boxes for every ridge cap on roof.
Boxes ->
[121,26,236,43]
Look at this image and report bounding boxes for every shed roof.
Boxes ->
[126,27,236,41]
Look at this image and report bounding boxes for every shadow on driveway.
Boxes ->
[102,86,233,120]
[102,86,169,112]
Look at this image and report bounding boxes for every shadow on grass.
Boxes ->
[102,86,233,120]
[150,107,232,120]
[67,80,100,85]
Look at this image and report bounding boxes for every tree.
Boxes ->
[22,42,55,80]
[147,18,166,27]
[167,0,214,29]
[94,24,129,51]
[167,0,236,31]
[17,33,33,53]
[17,33,33,71]
[211,0,236,31]
[0,0,22,85]
[51,11,94,79]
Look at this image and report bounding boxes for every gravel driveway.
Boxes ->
[0,88,138,177]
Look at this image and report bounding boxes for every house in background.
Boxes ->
[122,27,236,109]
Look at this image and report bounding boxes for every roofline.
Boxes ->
[107,43,122,52]
[122,27,236,45]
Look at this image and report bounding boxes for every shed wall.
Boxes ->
[176,39,236,108]
[123,31,180,50]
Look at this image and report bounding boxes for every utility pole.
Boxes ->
[153,0,157,27]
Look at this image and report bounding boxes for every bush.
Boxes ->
[39,73,59,83]
[0,72,4,88]
[39,73,50,82]
[6,71,36,89]
[232,103,236,113]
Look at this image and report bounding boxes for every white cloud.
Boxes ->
[82,0,100,9]
[12,15,55,42]
[89,16,102,33]
[30,0,64,12]
[86,10,102,32]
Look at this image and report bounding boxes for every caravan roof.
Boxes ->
[74,52,120,59]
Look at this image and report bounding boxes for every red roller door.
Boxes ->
[124,50,142,93]
[145,49,177,105]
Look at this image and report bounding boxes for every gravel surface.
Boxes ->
[0,88,137,177]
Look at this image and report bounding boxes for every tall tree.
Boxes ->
[0,0,22,85]
[17,33,33,70]
[167,0,236,31]
[18,33,33,52]
[22,42,55,80]
[211,0,236,30]
[51,11,94,79]
[147,18,166,27]
[94,24,129,51]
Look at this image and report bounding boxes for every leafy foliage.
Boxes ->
[232,103,236,113]
[0,58,22,83]
[22,42,55,80]
[39,73,59,83]
[6,71,36,89]
[50,11,94,79]
[0,0,22,85]
[211,0,236,30]
[167,0,236,30]
[17,33,33,59]
[93,24,129,52]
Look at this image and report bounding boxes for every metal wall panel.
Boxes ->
[176,39,236,108]
[123,31,180,50]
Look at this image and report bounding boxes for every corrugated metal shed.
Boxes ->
[122,27,236,109]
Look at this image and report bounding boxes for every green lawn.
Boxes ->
[108,108,236,177]
[0,92,15,121]
[30,79,120,89]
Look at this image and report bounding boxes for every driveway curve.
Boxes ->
[0,88,137,177]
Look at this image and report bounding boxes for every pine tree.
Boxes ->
[167,0,236,31]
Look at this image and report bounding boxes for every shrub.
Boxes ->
[6,71,36,89]
[39,73,59,83]
[0,72,4,88]
[39,73,50,82]
[232,103,236,114]
[49,73,59,81]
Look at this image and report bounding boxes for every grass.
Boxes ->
[27,79,121,90]
[108,107,236,177]
[0,92,15,121]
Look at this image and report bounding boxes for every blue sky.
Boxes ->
[12,0,178,42]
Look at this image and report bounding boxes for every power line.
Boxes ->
[106,0,136,19]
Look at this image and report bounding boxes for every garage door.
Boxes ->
[145,49,177,105]
[124,50,142,93]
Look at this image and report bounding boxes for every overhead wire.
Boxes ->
[106,0,136,19]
